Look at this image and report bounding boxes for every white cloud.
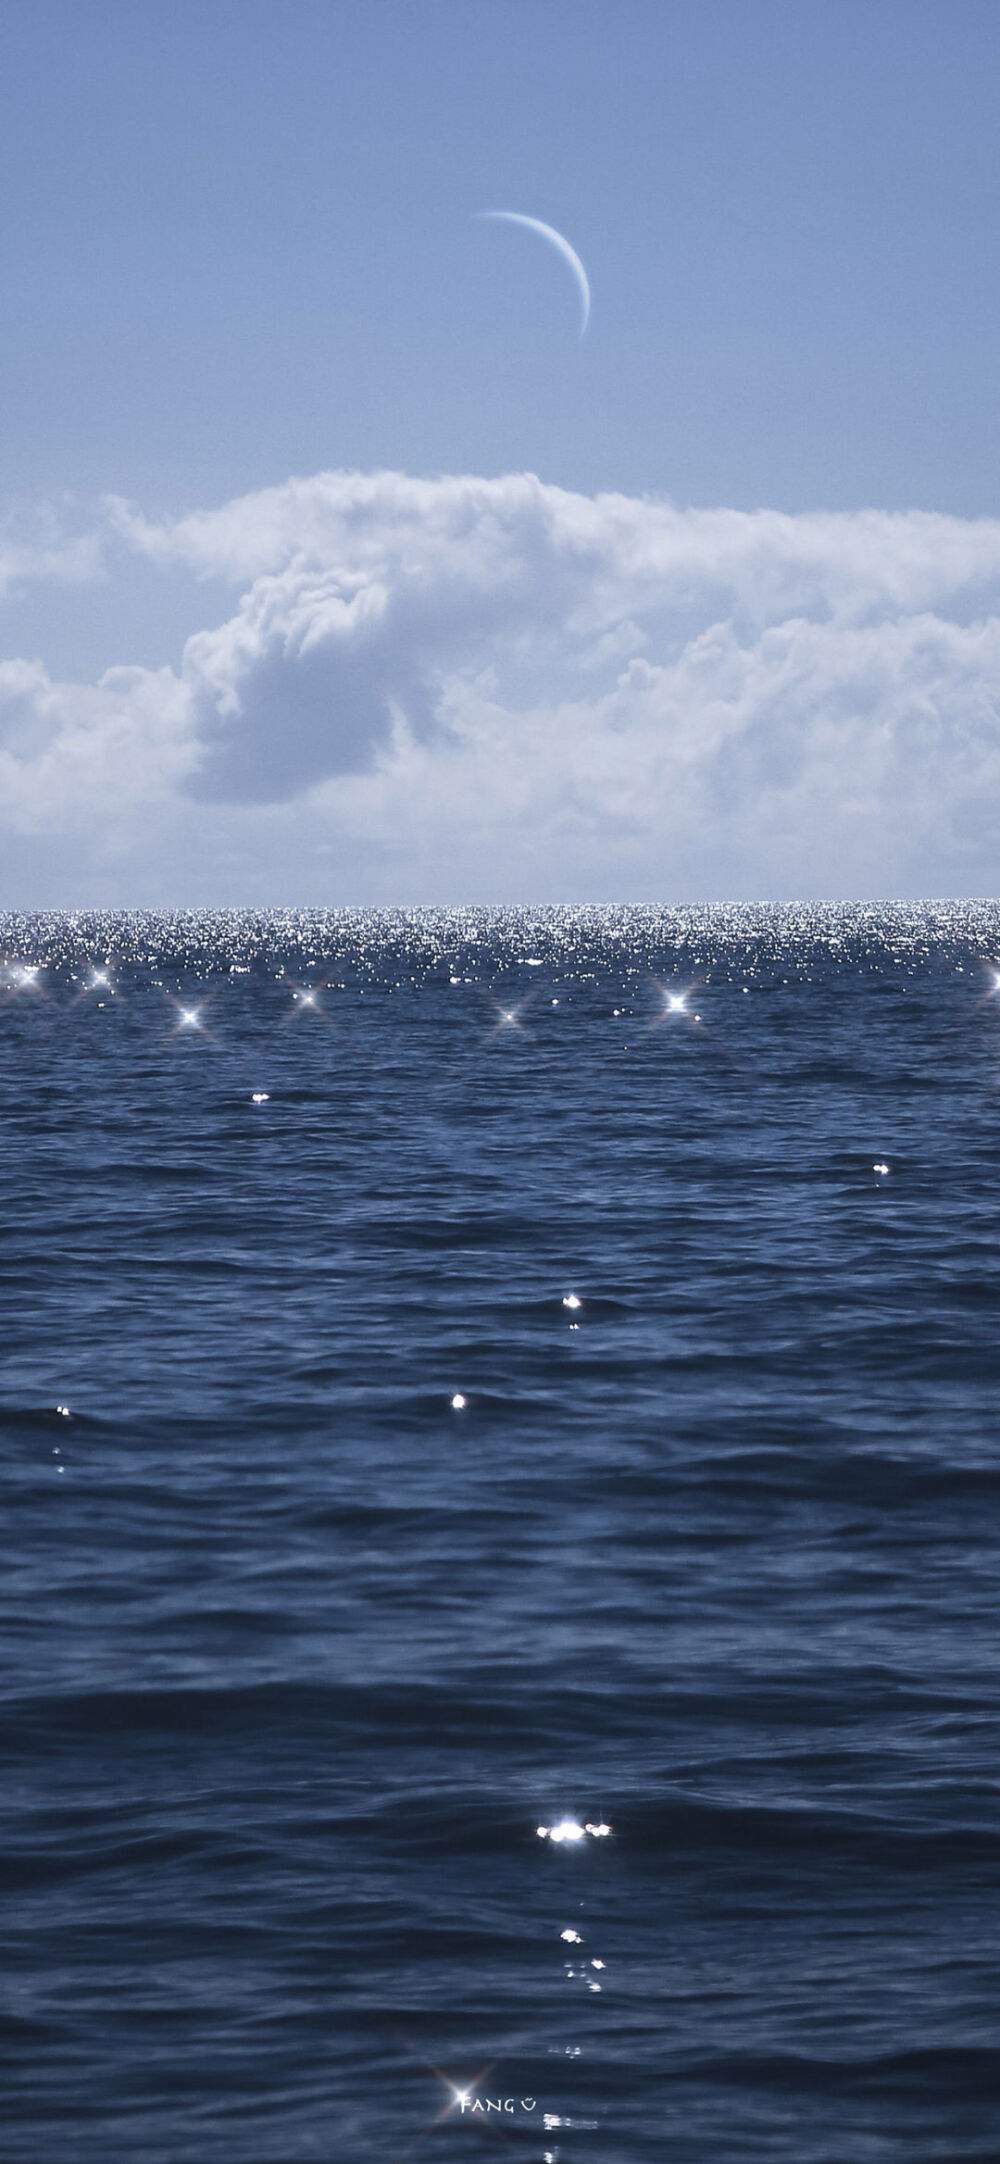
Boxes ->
[0,518,102,600]
[0,657,192,832]
[3,469,1000,900]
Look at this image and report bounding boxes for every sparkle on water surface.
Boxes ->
[0,897,997,981]
[537,1819,612,1843]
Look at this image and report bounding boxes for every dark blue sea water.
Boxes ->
[4,903,1000,2164]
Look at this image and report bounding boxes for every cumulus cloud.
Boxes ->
[0,657,192,834]
[3,468,1000,899]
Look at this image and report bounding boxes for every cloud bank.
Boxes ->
[3,469,1000,901]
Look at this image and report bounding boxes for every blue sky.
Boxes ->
[3,0,1000,514]
[3,1,1000,903]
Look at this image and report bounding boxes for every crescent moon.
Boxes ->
[477,211,591,337]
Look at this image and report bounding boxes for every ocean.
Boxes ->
[3,902,1000,2163]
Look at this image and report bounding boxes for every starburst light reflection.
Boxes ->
[165,993,212,1037]
[424,2062,498,2127]
[649,976,702,1029]
[482,989,537,1040]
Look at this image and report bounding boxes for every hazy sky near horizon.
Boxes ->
[4,0,1000,904]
